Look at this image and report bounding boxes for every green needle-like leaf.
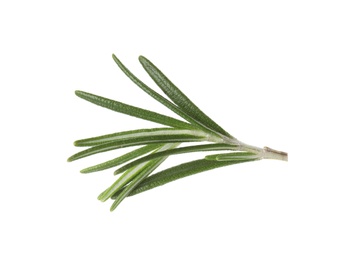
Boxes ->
[110,149,173,211]
[111,158,257,199]
[114,143,238,175]
[75,90,195,130]
[80,144,162,173]
[99,143,179,203]
[112,54,215,133]
[98,162,152,202]
[138,56,232,138]
[74,128,207,147]
[67,133,206,162]
[205,152,259,161]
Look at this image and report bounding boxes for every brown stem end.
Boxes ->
[263,146,288,161]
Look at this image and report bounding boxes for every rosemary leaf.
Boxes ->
[111,158,257,198]
[67,133,206,162]
[98,162,150,202]
[75,90,195,130]
[74,128,207,147]
[114,143,238,175]
[139,56,232,138]
[112,54,215,134]
[205,152,260,161]
[99,143,179,203]
[80,144,162,173]
[110,148,174,211]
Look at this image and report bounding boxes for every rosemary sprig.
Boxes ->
[68,54,288,212]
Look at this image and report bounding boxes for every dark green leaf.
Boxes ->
[75,90,195,129]
[205,152,259,161]
[67,133,206,162]
[74,127,207,147]
[111,158,257,199]
[113,54,213,133]
[114,143,238,175]
[138,56,232,137]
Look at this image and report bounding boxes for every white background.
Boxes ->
[1,1,348,259]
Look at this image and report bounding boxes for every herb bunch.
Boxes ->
[68,55,288,211]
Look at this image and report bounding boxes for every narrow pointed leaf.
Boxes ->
[75,90,195,129]
[112,54,213,133]
[99,143,179,203]
[114,143,238,175]
[138,56,232,137]
[80,144,162,173]
[112,158,257,199]
[67,133,206,162]
[110,148,173,211]
[74,128,207,147]
[205,152,259,161]
[98,161,151,202]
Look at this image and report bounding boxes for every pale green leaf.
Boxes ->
[98,143,179,203]
[80,144,161,173]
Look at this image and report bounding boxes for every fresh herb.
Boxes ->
[68,54,288,211]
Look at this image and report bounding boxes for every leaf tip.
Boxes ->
[80,169,89,174]
[138,55,147,63]
[112,53,118,62]
[110,200,120,211]
[98,188,110,202]
[97,193,105,201]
